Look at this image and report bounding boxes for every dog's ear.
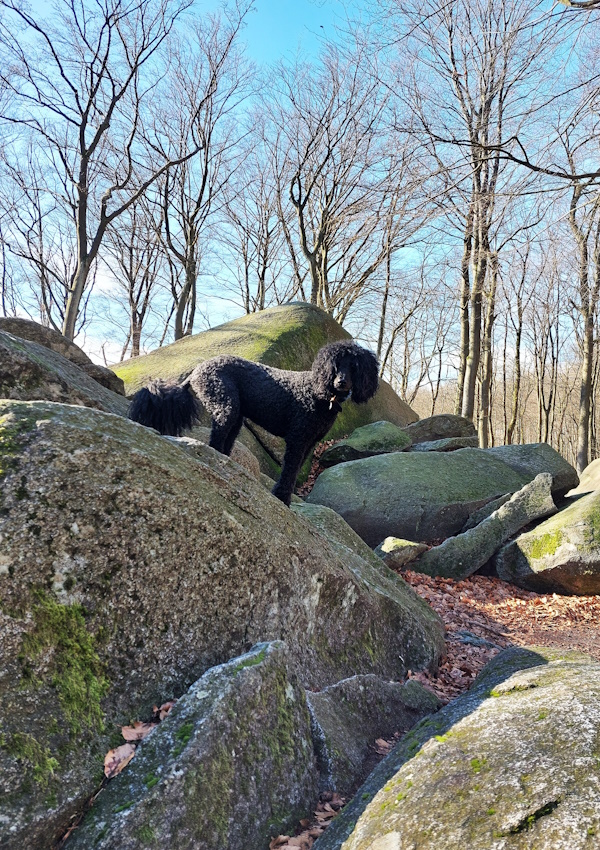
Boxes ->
[311,343,342,398]
[350,346,379,403]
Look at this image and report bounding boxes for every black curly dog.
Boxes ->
[128,340,379,505]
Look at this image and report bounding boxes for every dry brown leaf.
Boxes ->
[103,743,136,779]
[121,720,157,741]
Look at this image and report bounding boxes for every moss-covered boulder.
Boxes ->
[374,539,429,570]
[319,422,412,468]
[307,676,440,798]
[495,488,600,594]
[66,642,317,850]
[306,449,531,547]
[0,317,124,395]
[0,330,128,416]
[113,303,417,441]
[315,647,600,850]
[411,474,557,579]
[0,400,443,849]
[406,435,479,452]
[487,443,578,500]
[402,414,476,445]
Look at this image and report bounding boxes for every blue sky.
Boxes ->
[241,0,347,63]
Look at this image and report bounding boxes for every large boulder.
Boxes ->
[0,400,443,849]
[402,414,476,445]
[113,302,418,441]
[66,642,318,850]
[0,317,124,395]
[315,647,600,850]
[319,421,412,468]
[486,443,578,500]
[568,457,600,495]
[306,449,531,546]
[411,474,557,580]
[495,488,600,594]
[0,330,128,416]
[307,676,440,798]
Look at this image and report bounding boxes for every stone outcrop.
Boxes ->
[66,642,317,850]
[487,443,579,500]
[0,330,128,416]
[411,474,557,580]
[306,448,531,546]
[315,647,600,850]
[406,435,479,452]
[319,422,412,468]
[495,488,600,594]
[402,414,476,445]
[0,400,443,850]
[0,317,124,395]
[373,538,429,570]
[568,457,600,495]
[307,676,440,798]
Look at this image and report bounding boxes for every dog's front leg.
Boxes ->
[271,439,312,507]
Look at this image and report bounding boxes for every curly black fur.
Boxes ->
[128,340,379,505]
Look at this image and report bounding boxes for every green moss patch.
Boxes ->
[2,731,59,787]
[20,590,109,734]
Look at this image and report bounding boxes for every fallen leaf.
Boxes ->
[121,720,157,741]
[104,743,136,779]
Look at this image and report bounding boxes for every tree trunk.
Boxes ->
[455,204,474,415]
[577,310,594,473]
[478,254,498,448]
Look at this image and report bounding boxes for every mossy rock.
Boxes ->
[403,414,476,444]
[0,331,128,416]
[66,642,318,850]
[486,443,579,500]
[320,421,412,468]
[0,400,443,849]
[113,303,417,444]
[307,676,440,798]
[0,317,124,395]
[306,448,531,547]
[315,647,600,850]
[373,538,429,570]
[495,488,600,594]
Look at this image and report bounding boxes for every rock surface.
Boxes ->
[487,443,579,500]
[411,474,557,580]
[373,538,429,570]
[315,647,600,850]
[568,457,600,495]
[307,676,440,797]
[406,435,479,452]
[306,448,531,546]
[0,330,129,416]
[0,317,124,395]
[319,422,412,468]
[495,488,600,594]
[0,400,443,850]
[402,414,476,445]
[66,642,317,850]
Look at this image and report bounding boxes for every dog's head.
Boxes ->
[312,341,379,405]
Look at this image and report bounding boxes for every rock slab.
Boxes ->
[306,448,531,546]
[66,642,317,850]
[411,474,557,579]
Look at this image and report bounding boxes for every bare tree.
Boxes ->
[0,0,213,340]
[157,7,252,339]
[267,44,421,323]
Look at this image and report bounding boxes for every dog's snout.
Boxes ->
[334,372,351,391]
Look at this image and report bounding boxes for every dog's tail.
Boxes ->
[128,380,201,437]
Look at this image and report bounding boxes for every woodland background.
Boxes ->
[2,0,600,471]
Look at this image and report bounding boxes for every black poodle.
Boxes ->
[128,340,379,505]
